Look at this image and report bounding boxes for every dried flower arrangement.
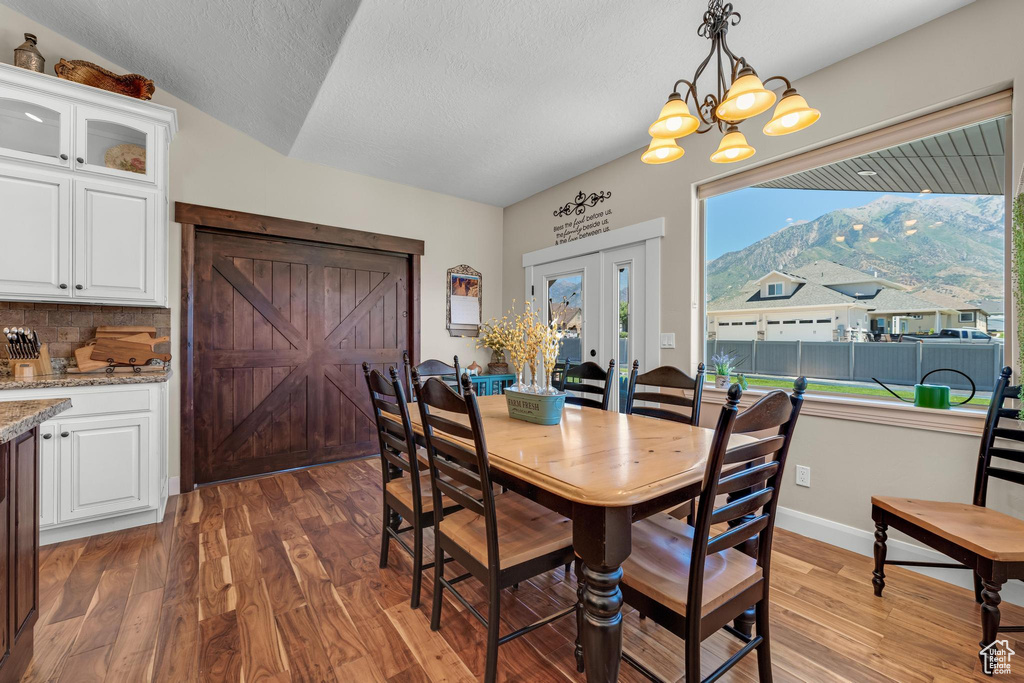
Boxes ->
[479,300,565,393]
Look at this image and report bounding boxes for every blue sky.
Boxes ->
[705,187,891,261]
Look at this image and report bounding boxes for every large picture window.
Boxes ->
[702,106,1009,408]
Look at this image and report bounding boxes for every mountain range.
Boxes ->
[706,194,1005,306]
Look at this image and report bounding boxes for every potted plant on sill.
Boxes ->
[710,351,740,389]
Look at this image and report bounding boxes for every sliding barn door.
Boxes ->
[193,231,410,484]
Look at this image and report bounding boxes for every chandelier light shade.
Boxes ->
[641,137,685,164]
[710,126,755,163]
[763,89,821,135]
[649,93,700,139]
[716,70,776,122]
[642,0,820,166]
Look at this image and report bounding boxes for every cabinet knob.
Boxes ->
[43,433,52,439]
[60,153,68,161]
[59,283,68,289]
[75,284,84,290]
[76,157,84,164]
[60,431,69,438]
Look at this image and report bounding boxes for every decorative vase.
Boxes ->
[715,374,729,389]
[528,362,540,393]
[487,349,508,375]
[14,33,44,73]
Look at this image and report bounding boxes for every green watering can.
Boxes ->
[872,369,976,409]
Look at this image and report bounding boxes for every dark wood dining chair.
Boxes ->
[872,366,1024,668]
[619,378,806,682]
[362,363,459,609]
[562,359,615,410]
[625,361,706,425]
[403,350,463,395]
[550,359,570,392]
[413,372,576,683]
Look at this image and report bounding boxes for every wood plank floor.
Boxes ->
[23,457,1024,682]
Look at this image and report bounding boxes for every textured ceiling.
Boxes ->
[3,0,361,154]
[757,119,1007,195]
[7,0,974,206]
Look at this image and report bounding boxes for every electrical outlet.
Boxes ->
[660,333,676,349]
[795,465,811,488]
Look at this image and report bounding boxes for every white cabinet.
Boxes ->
[58,416,150,522]
[1,381,169,544]
[74,179,159,301]
[38,423,57,528]
[0,85,72,168]
[74,105,157,184]
[0,165,72,297]
[0,63,176,307]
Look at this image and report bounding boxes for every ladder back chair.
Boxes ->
[872,366,1024,667]
[403,350,463,395]
[362,364,458,609]
[625,361,706,425]
[562,359,615,410]
[413,373,576,683]
[620,378,806,683]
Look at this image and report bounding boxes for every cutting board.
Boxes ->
[74,343,108,372]
[95,326,157,339]
[114,333,169,349]
[91,339,171,365]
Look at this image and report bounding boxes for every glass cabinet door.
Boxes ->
[74,105,157,183]
[0,87,72,167]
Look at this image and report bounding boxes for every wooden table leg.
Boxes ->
[573,504,632,683]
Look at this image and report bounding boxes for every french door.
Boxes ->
[530,243,650,412]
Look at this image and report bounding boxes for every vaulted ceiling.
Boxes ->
[6,0,975,206]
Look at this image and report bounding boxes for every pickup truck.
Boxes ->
[902,328,998,343]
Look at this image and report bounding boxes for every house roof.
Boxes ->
[754,270,806,285]
[913,289,991,315]
[788,261,909,291]
[708,281,866,312]
[864,287,948,314]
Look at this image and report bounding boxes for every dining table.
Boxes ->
[397,393,755,682]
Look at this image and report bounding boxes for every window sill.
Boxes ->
[701,385,989,436]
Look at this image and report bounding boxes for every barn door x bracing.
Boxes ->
[193,231,410,484]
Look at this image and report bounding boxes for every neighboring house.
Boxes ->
[708,261,987,341]
[549,301,582,333]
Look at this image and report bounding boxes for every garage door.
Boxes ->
[716,318,758,341]
[765,312,833,341]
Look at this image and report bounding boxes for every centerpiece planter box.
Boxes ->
[505,388,566,425]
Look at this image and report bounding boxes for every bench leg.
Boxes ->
[872,521,887,597]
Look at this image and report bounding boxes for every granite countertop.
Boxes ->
[0,368,172,390]
[0,398,72,442]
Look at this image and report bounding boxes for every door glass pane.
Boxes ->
[0,98,61,158]
[617,265,630,412]
[547,273,583,363]
[86,119,147,174]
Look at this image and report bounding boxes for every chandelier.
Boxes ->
[642,0,820,165]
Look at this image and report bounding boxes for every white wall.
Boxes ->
[0,5,504,480]
[502,0,1023,597]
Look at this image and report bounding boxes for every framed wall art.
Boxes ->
[447,264,482,337]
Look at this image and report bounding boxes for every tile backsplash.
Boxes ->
[0,302,171,359]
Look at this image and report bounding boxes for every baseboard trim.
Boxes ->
[41,507,162,546]
[168,476,180,497]
[775,506,1023,608]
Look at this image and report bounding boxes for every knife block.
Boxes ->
[2,344,52,379]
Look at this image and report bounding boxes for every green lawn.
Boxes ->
[708,375,991,407]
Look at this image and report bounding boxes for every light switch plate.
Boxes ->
[660,333,676,349]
